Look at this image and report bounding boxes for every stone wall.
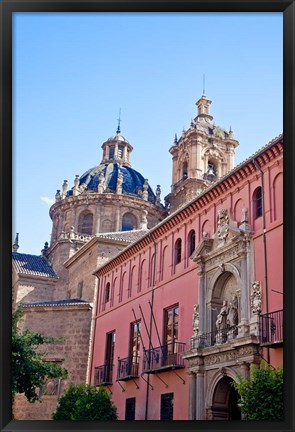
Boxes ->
[67,240,128,302]
[13,303,92,420]
[16,276,56,305]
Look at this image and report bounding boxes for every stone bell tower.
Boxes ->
[165,95,239,212]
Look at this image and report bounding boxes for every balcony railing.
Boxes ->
[191,326,238,349]
[117,356,140,381]
[142,341,186,373]
[259,310,283,347]
[94,363,113,386]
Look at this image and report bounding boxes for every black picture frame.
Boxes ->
[1,1,294,431]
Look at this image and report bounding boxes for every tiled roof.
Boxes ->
[12,252,58,278]
[21,298,91,308]
[96,229,149,243]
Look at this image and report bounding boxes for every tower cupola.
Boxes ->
[101,121,133,167]
[195,95,213,121]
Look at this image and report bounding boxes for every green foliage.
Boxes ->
[52,384,118,420]
[232,361,283,420]
[12,307,68,402]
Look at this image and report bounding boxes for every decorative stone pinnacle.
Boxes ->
[12,233,19,252]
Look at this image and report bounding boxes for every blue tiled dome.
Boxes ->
[68,163,156,204]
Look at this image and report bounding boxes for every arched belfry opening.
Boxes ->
[211,376,241,420]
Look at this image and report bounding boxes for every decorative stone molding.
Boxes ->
[203,344,257,366]
[59,229,93,243]
[217,209,229,243]
[192,304,199,337]
[250,281,262,314]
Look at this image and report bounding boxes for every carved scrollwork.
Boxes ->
[217,209,229,242]
[251,281,262,314]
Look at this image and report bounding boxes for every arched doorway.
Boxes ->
[211,376,241,420]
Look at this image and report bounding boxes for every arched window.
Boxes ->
[122,212,137,231]
[188,230,196,256]
[182,161,188,179]
[78,212,93,235]
[174,238,182,265]
[253,187,263,219]
[105,282,110,303]
[273,173,283,221]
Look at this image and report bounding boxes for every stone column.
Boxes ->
[196,139,202,178]
[188,371,196,420]
[196,371,205,420]
[106,145,110,159]
[115,206,121,231]
[239,249,249,336]
[197,263,206,334]
[114,144,118,159]
[95,206,101,234]
[123,145,128,163]
[74,206,80,232]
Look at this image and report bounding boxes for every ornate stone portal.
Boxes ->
[183,208,261,420]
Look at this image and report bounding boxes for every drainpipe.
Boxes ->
[86,277,100,384]
[253,159,270,363]
[145,235,157,420]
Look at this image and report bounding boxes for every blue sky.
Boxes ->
[13,12,283,255]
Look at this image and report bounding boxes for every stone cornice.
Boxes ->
[94,135,283,277]
[49,189,166,218]
[16,272,58,283]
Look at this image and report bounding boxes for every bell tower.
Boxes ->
[165,95,239,212]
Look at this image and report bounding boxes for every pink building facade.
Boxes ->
[90,134,283,420]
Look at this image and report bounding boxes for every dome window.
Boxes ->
[78,212,93,235]
[122,213,137,231]
[109,146,115,159]
[118,145,124,158]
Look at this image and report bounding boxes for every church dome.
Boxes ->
[67,162,157,204]
[105,131,130,144]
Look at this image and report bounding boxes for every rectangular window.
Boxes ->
[125,397,136,420]
[130,321,141,364]
[160,393,174,420]
[105,331,115,383]
[164,305,179,354]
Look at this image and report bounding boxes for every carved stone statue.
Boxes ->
[202,231,209,239]
[192,304,199,337]
[216,300,228,332]
[251,281,262,314]
[227,294,239,327]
